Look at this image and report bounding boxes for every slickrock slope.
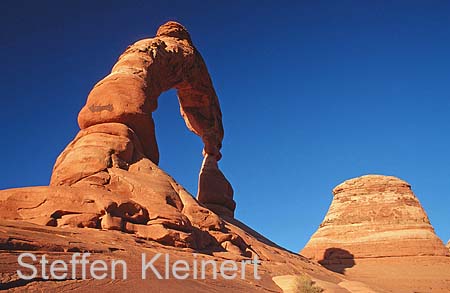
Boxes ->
[0,220,351,292]
[302,175,448,260]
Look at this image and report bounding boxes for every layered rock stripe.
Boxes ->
[301,175,449,261]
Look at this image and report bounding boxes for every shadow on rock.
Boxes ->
[318,247,355,274]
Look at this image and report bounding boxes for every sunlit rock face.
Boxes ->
[56,20,235,217]
[0,21,238,252]
[301,175,449,261]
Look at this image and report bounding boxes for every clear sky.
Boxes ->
[1,1,450,252]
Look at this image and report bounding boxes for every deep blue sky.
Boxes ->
[1,1,450,252]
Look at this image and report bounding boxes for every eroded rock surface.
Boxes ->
[301,175,449,261]
[0,139,241,255]
[0,220,352,292]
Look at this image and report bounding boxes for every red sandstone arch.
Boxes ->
[77,21,224,165]
[54,22,235,216]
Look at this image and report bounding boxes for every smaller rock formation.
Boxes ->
[301,175,449,262]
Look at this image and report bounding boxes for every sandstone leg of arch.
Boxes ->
[301,175,449,261]
[51,21,234,216]
[197,154,235,217]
